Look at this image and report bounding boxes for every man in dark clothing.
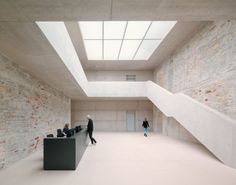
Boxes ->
[142,118,150,137]
[87,115,97,144]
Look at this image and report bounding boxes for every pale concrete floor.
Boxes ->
[0,132,236,185]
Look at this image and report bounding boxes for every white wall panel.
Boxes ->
[72,100,153,132]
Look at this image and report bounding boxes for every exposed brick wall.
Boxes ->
[153,21,236,143]
[154,21,236,120]
[0,54,71,169]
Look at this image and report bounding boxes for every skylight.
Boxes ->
[79,21,176,61]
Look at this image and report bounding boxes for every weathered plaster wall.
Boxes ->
[0,54,71,169]
[153,21,236,143]
[72,100,153,132]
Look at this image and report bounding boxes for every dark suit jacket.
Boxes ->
[142,121,149,128]
[63,127,69,134]
[87,119,94,132]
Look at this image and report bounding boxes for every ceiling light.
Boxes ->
[84,40,102,60]
[104,21,127,39]
[79,21,102,39]
[119,40,141,60]
[145,21,176,39]
[104,40,122,60]
[134,40,161,60]
[78,21,177,61]
[124,21,151,39]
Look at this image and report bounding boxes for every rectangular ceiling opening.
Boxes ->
[78,21,177,61]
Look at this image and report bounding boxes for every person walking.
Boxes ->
[87,115,97,144]
[142,118,149,137]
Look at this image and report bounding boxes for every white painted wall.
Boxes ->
[86,70,153,81]
[87,81,146,97]
[71,100,153,132]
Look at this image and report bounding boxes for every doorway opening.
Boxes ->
[126,111,136,132]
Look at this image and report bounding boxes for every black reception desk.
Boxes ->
[43,129,89,170]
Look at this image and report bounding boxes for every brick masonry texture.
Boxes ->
[154,21,236,120]
[0,54,71,170]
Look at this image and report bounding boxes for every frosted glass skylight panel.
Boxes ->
[145,21,176,39]
[79,21,102,39]
[124,21,151,39]
[134,40,161,60]
[119,40,141,60]
[84,40,102,60]
[104,21,126,39]
[104,40,122,60]
[78,21,177,60]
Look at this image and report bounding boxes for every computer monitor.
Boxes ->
[75,125,82,133]
[66,128,75,137]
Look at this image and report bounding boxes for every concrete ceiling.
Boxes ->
[0,0,236,21]
[0,21,86,99]
[0,0,236,99]
[66,21,205,70]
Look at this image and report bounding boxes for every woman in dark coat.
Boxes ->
[142,118,149,137]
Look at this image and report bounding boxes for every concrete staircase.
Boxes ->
[87,80,236,168]
[37,21,236,168]
[146,81,236,168]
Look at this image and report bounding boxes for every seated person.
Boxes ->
[63,123,70,135]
